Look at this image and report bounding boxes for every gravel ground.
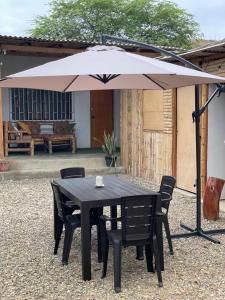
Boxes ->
[1,175,225,300]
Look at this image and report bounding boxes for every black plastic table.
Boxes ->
[54,175,163,281]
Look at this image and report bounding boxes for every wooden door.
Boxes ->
[90,90,113,148]
[176,86,196,192]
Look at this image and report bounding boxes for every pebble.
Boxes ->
[1,175,225,299]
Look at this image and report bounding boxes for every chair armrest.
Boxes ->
[156,212,165,220]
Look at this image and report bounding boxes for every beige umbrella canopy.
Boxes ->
[0,45,224,91]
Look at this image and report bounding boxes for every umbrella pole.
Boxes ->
[172,85,225,243]
[101,35,225,243]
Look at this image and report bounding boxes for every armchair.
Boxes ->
[4,121,34,156]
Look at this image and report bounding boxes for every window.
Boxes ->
[10,88,73,121]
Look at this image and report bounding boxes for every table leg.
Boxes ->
[81,205,91,280]
[71,137,75,154]
[110,206,117,230]
[49,140,52,155]
[30,139,34,156]
[53,198,58,240]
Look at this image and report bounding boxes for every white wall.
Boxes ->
[73,91,91,148]
[207,84,225,198]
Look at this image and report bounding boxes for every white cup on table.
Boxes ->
[96,176,104,187]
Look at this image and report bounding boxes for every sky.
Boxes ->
[0,0,225,40]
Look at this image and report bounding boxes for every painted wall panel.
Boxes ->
[1,55,56,77]
[207,84,225,198]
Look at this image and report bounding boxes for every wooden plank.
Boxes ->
[171,89,177,178]
[143,90,164,131]
[0,44,81,55]
[176,86,196,192]
[120,89,173,185]
[200,84,208,196]
[0,87,4,158]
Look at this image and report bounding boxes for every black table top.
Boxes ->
[55,175,159,207]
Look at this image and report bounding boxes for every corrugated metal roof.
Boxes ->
[165,40,225,61]
[0,34,182,52]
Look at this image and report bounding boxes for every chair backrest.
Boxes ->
[159,176,176,210]
[121,195,157,245]
[51,182,66,221]
[60,167,85,179]
[159,176,176,200]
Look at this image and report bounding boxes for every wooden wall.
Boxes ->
[202,57,225,77]
[120,89,174,185]
[0,88,4,159]
[120,56,225,193]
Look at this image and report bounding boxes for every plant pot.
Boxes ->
[105,156,117,167]
[0,160,9,172]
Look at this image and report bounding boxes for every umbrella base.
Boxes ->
[171,223,225,244]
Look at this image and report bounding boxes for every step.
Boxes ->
[6,154,120,171]
[0,167,126,181]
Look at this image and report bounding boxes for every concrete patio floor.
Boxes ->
[1,175,225,299]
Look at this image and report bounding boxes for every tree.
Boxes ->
[30,0,201,49]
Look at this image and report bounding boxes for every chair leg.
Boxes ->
[62,227,74,265]
[113,240,122,293]
[145,244,154,273]
[153,237,163,287]
[163,215,174,255]
[136,245,144,260]
[97,224,103,263]
[100,217,107,260]
[54,220,63,255]
[101,238,109,278]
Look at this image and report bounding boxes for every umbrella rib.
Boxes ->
[144,74,167,90]
[63,75,79,92]
[89,75,103,82]
[89,74,120,84]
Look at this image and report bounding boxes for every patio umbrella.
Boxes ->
[0,45,224,91]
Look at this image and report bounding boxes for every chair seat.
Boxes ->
[108,230,150,243]
[65,214,81,228]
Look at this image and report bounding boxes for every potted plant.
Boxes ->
[102,131,117,167]
[0,159,9,172]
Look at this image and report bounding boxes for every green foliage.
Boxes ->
[102,131,117,157]
[30,0,201,49]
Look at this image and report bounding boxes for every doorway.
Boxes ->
[90,90,113,148]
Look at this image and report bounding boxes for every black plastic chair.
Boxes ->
[60,167,85,179]
[59,167,103,261]
[60,167,85,212]
[159,176,176,255]
[53,168,84,248]
[51,182,81,264]
[51,182,102,264]
[101,195,163,293]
